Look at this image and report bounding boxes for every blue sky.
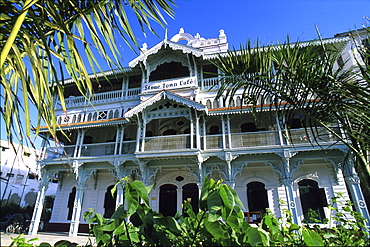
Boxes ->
[2,0,369,148]
[122,0,370,63]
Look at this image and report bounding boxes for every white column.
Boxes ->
[341,155,370,230]
[75,129,86,158]
[177,187,183,214]
[283,178,299,225]
[345,175,370,229]
[28,178,49,235]
[69,181,85,237]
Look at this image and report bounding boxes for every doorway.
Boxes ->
[159,184,177,216]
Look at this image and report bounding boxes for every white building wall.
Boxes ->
[0,140,57,207]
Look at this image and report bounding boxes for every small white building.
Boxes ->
[28,28,369,236]
[0,139,57,208]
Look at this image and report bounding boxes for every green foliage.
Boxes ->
[9,234,38,247]
[82,178,369,246]
[10,179,369,246]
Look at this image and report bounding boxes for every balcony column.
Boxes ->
[39,134,50,160]
[69,167,92,237]
[115,126,124,155]
[221,115,231,149]
[201,115,206,150]
[341,154,370,230]
[275,115,286,146]
[141,112,147,152]
[135,113,144,152]
[28,170,52,235]
[195,111,201,149]
[75,129,86,158]
[189,109,194,149]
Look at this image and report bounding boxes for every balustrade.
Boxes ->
[80,143,116,156]
[231,131,280,148]
[144,134,191,151]
[287,127,340,144]
[205,134,223,149]
[45,146,75,159]
[201,77,219,91]
[121,141,136,154]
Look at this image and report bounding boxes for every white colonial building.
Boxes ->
[28,28,369,236]
[0,139,57,208]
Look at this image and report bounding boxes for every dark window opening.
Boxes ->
[128,74,142,88]
[67,187,76,220]
[203,64,218,79]
[6,173,14,177]
[299,179,327,223]
[241,123,258,132]
[289,118,304,129]
[163,129,177,136]
[209,125,220,135]
[83,136,93,144]
[183,183,199,214]
[149,62,189,81]
[92,78,122,93]
[159,184,177,216]
[104,185,117,218]
[247,182,269,215]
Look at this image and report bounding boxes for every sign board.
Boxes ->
[142,76,197,93]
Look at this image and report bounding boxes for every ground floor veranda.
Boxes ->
[28,149,370,237]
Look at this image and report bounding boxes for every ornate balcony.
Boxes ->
[56,88,141,109]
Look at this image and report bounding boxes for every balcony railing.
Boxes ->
[43,128,342,160]
[287,127,340,144]
[231,131,280,148]
[201,77,219,91]
[45,146,75,159]
[144,134,191,151]
[121,141,136,154]
[206,134,223,149]
[80,143,116,156]
[56,88,141,109]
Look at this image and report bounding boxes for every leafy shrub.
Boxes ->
[11,178,369,246]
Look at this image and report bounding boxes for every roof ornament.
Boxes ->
[141,43,148,52]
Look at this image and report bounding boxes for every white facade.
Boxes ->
[29,28,369,236]
[0,140,57,207]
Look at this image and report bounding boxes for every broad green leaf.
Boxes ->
[245,226,263,246]
[302,228,324,246]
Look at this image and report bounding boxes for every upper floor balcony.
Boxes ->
[55,76,222,110]
[43,127,341,160]
[55,87,141,109]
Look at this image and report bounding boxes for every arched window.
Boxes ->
[247,182,269,214]
[298,179,327,222]
[159,184,177,216]
[67,187,76,220]
[209,125,220,135]
[104,185,117,218]
[241,123,258,132]
[163,129,177,136]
